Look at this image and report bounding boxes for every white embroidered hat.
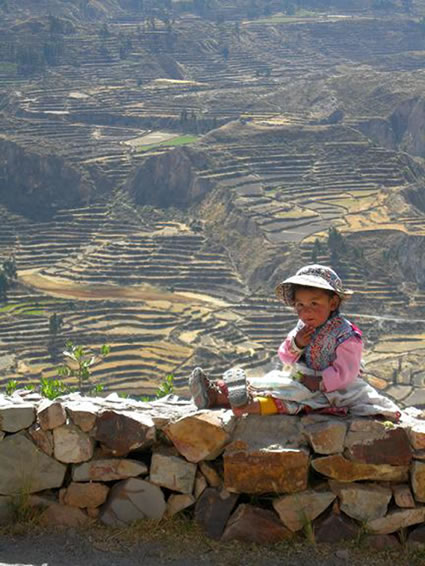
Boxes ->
[275,264,353,306]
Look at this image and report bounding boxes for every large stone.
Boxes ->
[66,401,98,432]
[72,458,148,482]
[100,478,166,526]
[408,421,425,450]
[150,452,197,494]
[164,410,234,463]
[28,424,54,456]
[312,454,408,482]
[314,512,359,543]
[94,410,156,456]
[61,482,110,508]
[344,420,412,466]
[0,403,36,432]
[222,504,292,544]
[329,481,392,522]
[302,417,347,455]
[366,507,425,535]
[199,461,222,487]
[392,484,415,508]
[411,460,425,502]
[0,434,66,495]
[37,399,66,430]
[166,494,195,517]
[408,524,425,548]
[224,440,309,494]
[53,424,94,463]
[232,414,307,449]
[39,503,91,527]
[194,487,239,540]
[194,472,208,499]
[0,496,13,525]
[273,490,336,532]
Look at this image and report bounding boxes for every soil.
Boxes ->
[0,523,423,566]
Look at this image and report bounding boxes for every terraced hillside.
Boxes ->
[0,3,424,405]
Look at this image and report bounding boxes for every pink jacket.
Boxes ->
[278,329,362,393]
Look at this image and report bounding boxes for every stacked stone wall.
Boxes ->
[2,391,425,547]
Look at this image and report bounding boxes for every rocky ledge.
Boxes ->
[2,391,425,548]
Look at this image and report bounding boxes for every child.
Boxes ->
[189,264,401,421]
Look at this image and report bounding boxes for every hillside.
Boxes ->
[0,1,424,406]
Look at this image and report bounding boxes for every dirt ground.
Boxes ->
[0,522,424,566]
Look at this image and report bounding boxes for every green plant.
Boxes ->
[57,341,110,393]
[5,379,18,395]
[139,374,175,402]
[39,377,70,400]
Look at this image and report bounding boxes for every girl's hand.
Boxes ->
[301,374,321,392]
[294,325,315,348]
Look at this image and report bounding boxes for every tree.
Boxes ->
[311,238,323,263]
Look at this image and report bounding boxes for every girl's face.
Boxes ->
[294,287,339,328]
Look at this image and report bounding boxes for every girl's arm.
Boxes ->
[278,329,304,365]
[321,336,362,392]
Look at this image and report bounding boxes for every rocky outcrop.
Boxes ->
[2,390,425,548]
[125,146,213,209]
[0,138,97,219]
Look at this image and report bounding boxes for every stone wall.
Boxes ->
[2,390,425,547]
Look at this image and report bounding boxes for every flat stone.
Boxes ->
[392,484,415,508]
[222,504,292,544]
[409,421,425,450]
[411,460,425,502]
[164,410,234,463]
[363,534,401,550]
[66,401,98,432]
[72,458,148,482]
[94,410,156,457]
[194,487,239,540]
[312,454,408,482]
[199,461,222,487]
[314,512,359,543]
[232,414,307,449]
[0,496,13,525]
[37,399,66,430]
[150,452,197,494]
[166,494,195,517]
[0,433,66,495]
[100,478,166,526]
[273,490,335,532]
[224,441,309,494]
[0,403,36,432]
[62,482,110,508]
[366,507,425,534]
[408,524,425,548]
[53,424,94,463]
[344,420,412,466]
[329,481,392,522]
[39,503,91,527]
[194,472,208,499]
[28,424,54,456]
[303,419,347,455]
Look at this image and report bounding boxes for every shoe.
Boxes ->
[189,367,216,409]
[223,367,249,408]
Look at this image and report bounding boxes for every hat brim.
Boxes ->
[275,274,353,305]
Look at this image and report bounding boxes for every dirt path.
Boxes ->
[0,526,420,566]
[18,270,228,307]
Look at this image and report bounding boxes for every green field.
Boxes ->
[137,135,199,153]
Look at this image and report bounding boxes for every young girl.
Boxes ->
[189,264,401,421]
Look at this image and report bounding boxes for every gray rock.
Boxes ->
[0,433,66,495]
[100,478,166,526]
[0,403,36,432]
[273,490,336,531]
[53,424,94,463]
[194,487,239,540]
[150,452,197,494]
[366,507,425,535]
[329,481,392,522]
[37,399,67,430]
[72,458,148,482]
